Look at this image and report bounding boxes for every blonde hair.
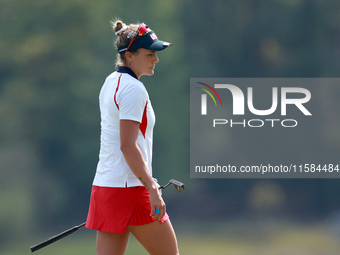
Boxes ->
[110,19,151,67]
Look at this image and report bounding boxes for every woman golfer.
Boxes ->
[85,19,179,255]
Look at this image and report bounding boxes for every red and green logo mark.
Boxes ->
[196,82,222,115]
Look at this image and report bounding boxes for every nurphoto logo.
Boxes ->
[196,82,312,128]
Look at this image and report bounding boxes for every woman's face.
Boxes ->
[128,48,159,79]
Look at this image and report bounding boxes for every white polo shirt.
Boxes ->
[92,67,155,187]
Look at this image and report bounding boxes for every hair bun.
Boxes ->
[111,19,128,36]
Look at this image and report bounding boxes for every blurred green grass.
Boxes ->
[2,220,340,255]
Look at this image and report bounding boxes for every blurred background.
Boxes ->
[1,0,340,254]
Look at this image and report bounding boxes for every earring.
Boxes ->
[129,62,132,66]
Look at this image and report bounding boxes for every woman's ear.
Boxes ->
[125,52,133,62]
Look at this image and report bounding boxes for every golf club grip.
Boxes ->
[30,224,84,252]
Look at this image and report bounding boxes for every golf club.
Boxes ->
[30,179,185,252]
[159,179,185,192]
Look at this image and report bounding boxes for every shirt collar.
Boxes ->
[117,66,138,80]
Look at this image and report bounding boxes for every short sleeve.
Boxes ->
[117,83,148,123]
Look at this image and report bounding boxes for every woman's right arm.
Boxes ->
[120,119,166,220]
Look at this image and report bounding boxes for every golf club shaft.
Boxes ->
[29,186,165,252]
[30,179,184,252]
[30,223,86,252]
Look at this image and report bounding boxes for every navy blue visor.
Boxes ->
[118,31,172,54]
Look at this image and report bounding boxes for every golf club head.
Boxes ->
[169,179,185,192]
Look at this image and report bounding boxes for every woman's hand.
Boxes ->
[149,187,166,220]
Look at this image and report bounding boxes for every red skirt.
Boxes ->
[85,185,169,233]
